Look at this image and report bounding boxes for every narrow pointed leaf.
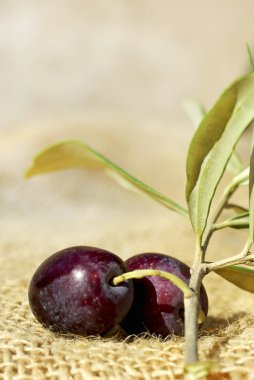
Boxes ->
[186,72,254,237]
[230,211,249,220]
[214,265,254,293]
[25,140,188,216]
[226,166,249,192]
[184,99,244,176]
[227,150,243,175]
[249,129,254,241]
[183,99,206,129]
[214,212,249,230]
[225,203,248,213]
[246,43,254,72]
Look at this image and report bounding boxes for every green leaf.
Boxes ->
[249,129,254,241]
[246,43,254,72]
[184,99,244,176]
[183,98,206,129]
[186,72,254,238]
[214,265,254,293]
[232,165,249,187]
[214,212,249,231]
[225,203,248,214]
[227,150,244,175]
[225,203,249,214]
[228,211,249,228]
[25,140,188,217]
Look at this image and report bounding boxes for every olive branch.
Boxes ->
[25,54,254,379]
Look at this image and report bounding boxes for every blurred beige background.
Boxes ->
[1,0,254,128]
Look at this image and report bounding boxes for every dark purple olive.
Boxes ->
[120,253,208,337]
[28,246,134,336]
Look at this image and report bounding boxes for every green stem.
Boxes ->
[184,167,249,377]
[206,238,253,272]
[184,169,248,371]
[113,269,206,327]
[112,269,193,298]
[202,179,240,253]
[184,276,204,365]
[183,235,206,366]
[193,235,203,266]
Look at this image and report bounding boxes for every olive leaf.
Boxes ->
[225,203,248,214]
[214,265,254,293]
[249,129,254,242]
[246,43,254,72]
[183,99,206,129]
[225,165,249,191]
[233,165,250,187]
[25,140,188,217]
[184,99,244,176]
[214,212,249,231]
[227,151,244,175]
[186,72,254,238]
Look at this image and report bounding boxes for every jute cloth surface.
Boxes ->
[1,115,254,380]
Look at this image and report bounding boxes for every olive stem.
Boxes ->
[183,167,251,378]
[202,183,236,254]
[202,167,248,254]
[184,240,206,366]
[206,238,253,272]
[113,269,193,298]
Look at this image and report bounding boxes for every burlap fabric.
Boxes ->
[1,115,254,380]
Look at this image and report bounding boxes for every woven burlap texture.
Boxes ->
[1,116,254,380]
